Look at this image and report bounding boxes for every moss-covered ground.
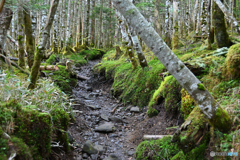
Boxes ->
[94,42,240,159]
[0,70,73,159]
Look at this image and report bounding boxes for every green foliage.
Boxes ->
[135,136,179,160]
[147,107,159,118]
[180,89,195,120]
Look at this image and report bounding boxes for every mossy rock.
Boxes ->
[14,108,52,158]
[50,108,70,151]
[180,89,196,120]
[135,136,179,160]
[171,107,210,153]
[147,107,159,118]
[148,75,182,114]
[222,43,240,80]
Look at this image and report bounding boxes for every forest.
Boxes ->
[0,0,240,159]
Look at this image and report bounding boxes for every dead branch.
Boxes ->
[0,53,30,75]
[77,75,90,80]
[143,135,172,140]
[39,65,59,71]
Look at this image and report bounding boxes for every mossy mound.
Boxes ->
[171,107,210,153]
[135,136,179,160]
[222,43,240,80]
[0,99,71,159]
[180,89,196,120]
[43,65,77,94]
[94,49,165,107]
[46,54,57,65]
[79,48,105,60]
[148,75,182,115]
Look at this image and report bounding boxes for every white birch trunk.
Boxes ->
[112,0,231,132]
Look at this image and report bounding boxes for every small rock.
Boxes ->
[103,153,121,160]
[94,144,105,154]
[100,114,109,121]
[109,134,118,138]
[87,105,101,110]
[82,153,88,158]
[95,122,116,133]
[86,86,93,92]
[90,111,100,116]
[109,116,123,123]
[82,140,98,155]
[130,106,140,113]
[90,154,98,160]
[127,151,135,156]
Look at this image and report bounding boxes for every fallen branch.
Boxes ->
[77,75,90,80]
[39,65,59,71]
[143,135,172,140]
[111,103,123,113]
[0,54,30,75]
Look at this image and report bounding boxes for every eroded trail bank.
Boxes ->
[69,60,181,160]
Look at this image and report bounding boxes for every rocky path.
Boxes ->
[69,60,142,160]
[68,60,182,160]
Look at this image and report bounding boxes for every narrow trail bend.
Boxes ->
[68,60,181,160]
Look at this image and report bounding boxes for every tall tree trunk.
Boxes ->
[0,7,12,55]
[28,0,59,89]
[85,0,90,46]
[213,0,231,48]
[0,0,5,13]
[98,0,103,48]
[207,0,214,49]
[23,6,35,69]
[172,0,179,50]
[112,0,231,133]
[90,0,95,46]
[17,6,25,68]
[213,0,240,33]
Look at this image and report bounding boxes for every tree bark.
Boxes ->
[0,0,5,13]
[112,0,231,133]
[23,6,35,69]
[17,6,25,68]
[90,0,95,46]
[213,0,231,48]
[0,7,12,55]
[213,0,240,33]
[28,0,59,89]
[172,0,179,50]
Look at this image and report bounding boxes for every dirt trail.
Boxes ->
[68,60,183,160]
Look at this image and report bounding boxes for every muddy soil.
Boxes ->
[67,60,183,160]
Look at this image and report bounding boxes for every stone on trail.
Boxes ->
[86,104,101,110]
[130,106,140,113]
[82,140,105,155]
[100,114,109,121]
[109,116,123,123]
[103,153,122,160]
[95,122,116,133]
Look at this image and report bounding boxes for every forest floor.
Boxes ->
[68,60,182,160]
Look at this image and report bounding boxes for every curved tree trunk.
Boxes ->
[0,7,12,55]
[0,0,5,13]
[112,0,231,133]
[28,0,59,89]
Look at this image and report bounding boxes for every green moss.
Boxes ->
[0,127,8,160]
[46,54,57,64]
[148,76,182,114]
[180,89,196,120]
[15,108,52,158]
[50,108,70,151]
[210,108,231,133]
[12,137,32,159]
[147,107,159,118]
[135,136,179,160]
[198,83,206,91]
[94,51,165,107]
[173,107,210,153]
[222,43,240,80]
